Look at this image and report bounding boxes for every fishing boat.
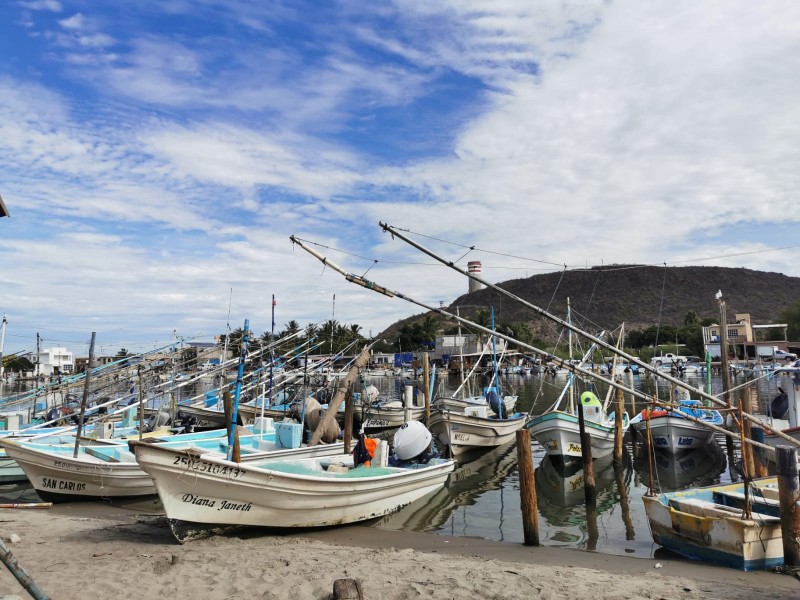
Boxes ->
[428,402,526,457]
[0,421,345,501]
[131,421,455,542]
[630,399,723,453]
[527,389,628,462]
[642,477,784,570]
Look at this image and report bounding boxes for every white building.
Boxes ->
[434,334,507,362]
[35,347,74,376]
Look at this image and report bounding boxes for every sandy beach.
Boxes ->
[1,501,798,600]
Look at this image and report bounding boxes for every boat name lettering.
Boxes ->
[53,460,83,471]
[677,437,693,446]
[453,433,471,442]
[567,443,581,453]
[181,493,216,508]
[41,477,86,492]
[172,455,244,478]
[364,420,389,428]
[218,500,252,512]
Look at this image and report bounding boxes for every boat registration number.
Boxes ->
[172,455,244,478]
[364,419,390,428]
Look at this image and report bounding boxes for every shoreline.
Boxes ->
[1,502,798,599]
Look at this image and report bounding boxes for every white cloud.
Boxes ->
[58,12,83,30]
[19,0,61,12]
[2,0,800,354]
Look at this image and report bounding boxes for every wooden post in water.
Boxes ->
[614,461,635,540]
[614,383,624,464]
[740,394,756,477]
[516,428,539,546]
[627,368,636,416]
[72,332,96,458]
[776,445,800,566]
[344,383,354,453]
[577,401,596,506]
[751,425,768,477]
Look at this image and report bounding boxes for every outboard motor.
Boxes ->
[770,388,790,420]
[144,409,171,433]
[391,421,438,465]
[174,413,197,434]
[486,389,507,419]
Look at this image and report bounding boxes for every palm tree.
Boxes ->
[282,320,302,339]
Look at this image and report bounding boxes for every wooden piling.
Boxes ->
[627,369,636,416]
[751,425,768,478]
[344,384,354,453]
[740,395,756,477]
[614,461,635,540]
[776,445,800,566]
[613,384,624,464]
[516,428,540,546]
[586,503,599,552]
[577,401,596,506]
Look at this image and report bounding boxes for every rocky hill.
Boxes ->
[379,265,800,340]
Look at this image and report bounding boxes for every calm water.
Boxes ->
[372,369,784,560]
[0,369,788,561]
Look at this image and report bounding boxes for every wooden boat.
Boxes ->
[527,390,628,461]
[131,431,455,543]
[359,401,427,431]
[0,424,344,501]
[643,477,784,570]
[630,399,723,453]
[428,404,527,456]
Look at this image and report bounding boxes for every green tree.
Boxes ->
[780,300,800,341]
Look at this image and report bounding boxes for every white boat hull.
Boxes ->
[428,412,527,456]
[1,441,155,499]
[632,416,715,452]
[132,443,454,542]
[527,412,619,460]
[360,406,427,430]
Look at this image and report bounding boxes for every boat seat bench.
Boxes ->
[668,497,782,523]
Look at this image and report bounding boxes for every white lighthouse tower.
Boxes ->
[467,261,483,294]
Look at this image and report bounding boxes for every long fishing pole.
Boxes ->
[377,222,787,435]
[289,234,800,449]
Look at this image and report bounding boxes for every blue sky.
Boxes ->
[1,0,799,358]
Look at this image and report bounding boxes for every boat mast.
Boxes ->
[491,306,500,397]
[228,319,249,461]
[456,306,466,401]
[567,298,574,414]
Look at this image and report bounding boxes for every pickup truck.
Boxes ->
[757,346,798,361]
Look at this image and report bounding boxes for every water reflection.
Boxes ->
[633,441,727,492]
[373,442,519,536]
